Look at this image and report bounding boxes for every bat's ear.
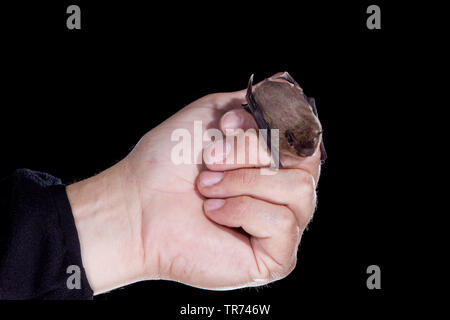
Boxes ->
[247,74,254,96]
[275,71,300,87]
[246,74,255,106]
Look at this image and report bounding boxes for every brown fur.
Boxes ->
[253,80,322,158]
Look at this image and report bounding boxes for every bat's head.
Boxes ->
[284,116,322,157]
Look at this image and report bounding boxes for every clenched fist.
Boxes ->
[67,75,323,294]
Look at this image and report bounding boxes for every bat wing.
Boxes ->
[307,97,328,163]
[245,74,282,169]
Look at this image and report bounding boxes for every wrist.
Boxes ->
[66,159,145,294]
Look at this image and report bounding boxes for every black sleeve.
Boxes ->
[0,169,93,300]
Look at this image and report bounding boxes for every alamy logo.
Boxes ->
[366,265,381,289]
[366,5,381,30]
[66,265,81,289]
[170,121,281,175]
[66,5,81,30]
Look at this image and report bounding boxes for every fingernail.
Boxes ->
[211,142,231,164]
[200,171,224,187]
[204,199,225,211]
[222,111,243,129]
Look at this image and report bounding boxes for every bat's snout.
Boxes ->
[295,144,316,157]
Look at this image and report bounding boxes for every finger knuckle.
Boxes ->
[291,170,315,199]
[252,249,299,284]
[297,204,315,229]
[233,196,251,215]
[197,93,222,107]
[277,259,297,281]
[277,209,297,232]
[234,169,258,186]
[269,261,296,282]
[202,92,220,101]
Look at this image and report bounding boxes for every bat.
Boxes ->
[243,72,327,168]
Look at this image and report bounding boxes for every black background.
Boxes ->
[1,0,419,317]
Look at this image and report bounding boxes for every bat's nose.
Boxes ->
[295,145,315,157]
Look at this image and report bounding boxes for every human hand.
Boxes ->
[67,74,322,294]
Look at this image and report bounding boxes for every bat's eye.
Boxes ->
[285,130,296,145]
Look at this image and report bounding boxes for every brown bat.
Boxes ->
[244,72,327,168]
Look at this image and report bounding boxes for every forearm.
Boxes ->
[66,159,145,294]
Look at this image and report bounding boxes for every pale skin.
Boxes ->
[66,73,322,294]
